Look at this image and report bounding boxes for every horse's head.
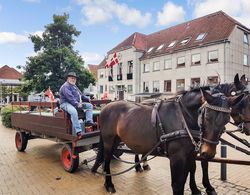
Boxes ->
[231,93,250,135]
[198,89,244,159]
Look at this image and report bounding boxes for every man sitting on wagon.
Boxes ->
[59,71,96,137]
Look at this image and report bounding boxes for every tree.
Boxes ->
[22,13,95,94]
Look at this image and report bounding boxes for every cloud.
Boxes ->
[0,32,29,44]
[75,0,151,28]
[157,2,185,26]
[81,52,103,65]
[0,4,2,12]
[32,30,43,38]
[192,0,250,27]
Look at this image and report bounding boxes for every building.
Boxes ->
[97,11,250,101]
[84,64,98,99]
[0,65,23,104]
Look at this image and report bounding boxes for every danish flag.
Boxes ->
[45,87,55,102]
[105,53,119,68]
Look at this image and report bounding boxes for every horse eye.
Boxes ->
[231,91,236,96]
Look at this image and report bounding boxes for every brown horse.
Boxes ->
[91,88,243,194]
[189,74,250,195]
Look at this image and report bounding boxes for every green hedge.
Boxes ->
[1,105,20,128]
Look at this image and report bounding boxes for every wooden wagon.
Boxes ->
[11,100,111,172]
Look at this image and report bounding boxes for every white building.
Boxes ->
[97,11,250,101]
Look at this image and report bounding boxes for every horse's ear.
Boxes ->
[240,74,247,85]
[234,73,240,86]
[200,88,213,104]
[228,94,244,107]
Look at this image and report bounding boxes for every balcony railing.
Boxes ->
[117,74,122,81]
[127,73,133,80]
[108,76,113,82]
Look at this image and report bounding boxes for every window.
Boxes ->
[191,78,200,87]
[100,71,104,78]
[127,60,133,74]
[208,50,218,63]
[153,61,160,71]
[176,79,185,92]
[164,80,171,92]
[177,57,185,67]
[180,37,191,45]
[191,54,201,65]
[153,81,160,92]
[244,33,248,44]
[164,59,172,69]
[168,40,177,48]
[109,86,115,94]
[127,85,133,93]
[99,85,104,93]
[118,62,122,75]
[147,47,154,52]
[196,33,207,41]
[143,81,149,92]
[244,54,248,66]
[207,76,218,86]
[143,64,150,72]
[157,44,164,50]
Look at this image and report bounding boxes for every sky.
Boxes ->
[1,0,250,69]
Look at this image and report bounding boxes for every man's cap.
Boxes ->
[67,72,77,78]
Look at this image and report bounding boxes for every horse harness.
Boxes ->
[151,94,231,153]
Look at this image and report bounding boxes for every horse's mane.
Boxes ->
[176,86,211,96]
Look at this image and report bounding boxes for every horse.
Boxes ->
[91,88,244,194]
[189,74,250,195]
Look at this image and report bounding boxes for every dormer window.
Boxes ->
[147,47,154,52]
[157,44,164,50]
[196,33,207,41]
[168,40,177,48]
[180,37,191,45]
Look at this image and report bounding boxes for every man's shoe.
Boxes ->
[85,121,96,127]
[76,131,83,139]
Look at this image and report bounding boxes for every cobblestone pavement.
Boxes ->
[0,121,249,195]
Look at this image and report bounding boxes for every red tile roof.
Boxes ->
[106,11,250,60]
[98,58,107,69]
[0,65,22,80]
[88,64,98,79]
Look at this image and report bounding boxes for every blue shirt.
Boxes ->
[59,81,89,108]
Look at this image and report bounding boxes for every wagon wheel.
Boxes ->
[61,143,79,173]
[15,131,28,152]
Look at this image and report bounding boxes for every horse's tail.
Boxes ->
[91,134,104,173]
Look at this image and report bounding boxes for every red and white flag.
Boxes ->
[105,53,119,68]
[45,87,55,102]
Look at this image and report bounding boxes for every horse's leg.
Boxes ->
[169,156,189,195]
[142,155,151,171]
[202,160,217,195]
[91,136,104,173]
[189,161,201,195]
[135,154,143,172]
[104,137,120,193]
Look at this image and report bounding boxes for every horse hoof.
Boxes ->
[206,189,217,195]
[135,167,143,172]
[104,183,116,193]
[143,165,151,171]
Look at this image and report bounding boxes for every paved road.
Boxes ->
[0,121,249,195]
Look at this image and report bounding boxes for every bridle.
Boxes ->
[179,92,231,151]
[228,88,250,131]
[198,98,231,146]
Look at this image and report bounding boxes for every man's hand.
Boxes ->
[77,103,83,108]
